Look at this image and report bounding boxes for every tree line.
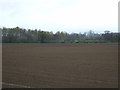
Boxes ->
[1,27,120,43]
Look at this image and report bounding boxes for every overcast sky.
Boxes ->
[0,0,119,33]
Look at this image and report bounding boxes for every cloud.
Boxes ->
[0,0,119,33]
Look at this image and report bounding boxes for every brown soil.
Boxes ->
[2,43,118,88]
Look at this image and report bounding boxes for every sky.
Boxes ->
[0,0,119,34]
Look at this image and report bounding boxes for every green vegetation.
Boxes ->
[1,27,120,43]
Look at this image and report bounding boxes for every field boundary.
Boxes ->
[1,82,33,88]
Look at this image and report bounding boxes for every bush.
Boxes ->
[74,40,79,43]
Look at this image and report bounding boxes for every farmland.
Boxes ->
[2,43,118,88]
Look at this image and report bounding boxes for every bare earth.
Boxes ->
[2,43,118,88]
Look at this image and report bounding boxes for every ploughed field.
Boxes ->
[2,43,118,88]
